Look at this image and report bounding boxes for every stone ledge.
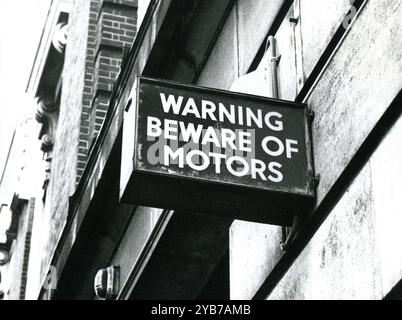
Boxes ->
[94,39,125,63]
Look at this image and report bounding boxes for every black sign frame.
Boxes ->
[121,77,316,226]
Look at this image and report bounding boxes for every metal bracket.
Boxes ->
[289,16,299,24]
[94,265,120,300]
[270,54,282,64]
[281,172,319,251]
[309,170,320,193]
[280,211,303,251]
[305,109,315,123]
[124,98,133,112]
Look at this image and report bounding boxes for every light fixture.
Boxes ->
[94,265,120,300]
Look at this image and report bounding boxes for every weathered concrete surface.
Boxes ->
[197,9,238,90]
[275,5,297,100]
[110,206,163,288]
[129,212,232,299]
[43,0,91,283]
[5,202,31,300]
[268,116,402,300]
[197,3,287,300]
[229,0,354,299]
[237,0,284,75]
[310,0,402,204]
[230,221,282,299]
[370,118,402,295]
[269,162,382,299]
[197,4,297,299]
[198,0,286,88]
[262,2,402,297]
[276,0,352,100]
[230,0,402,299]
[300,0,351,79]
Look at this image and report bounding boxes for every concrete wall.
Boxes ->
[5,199,35,300]
[0,116,43,300]
[197,0,402,299]
[44,0,91,285]
[110,207,163,289]
[268,0,402,299]
[269,114,402,300]
[229,0,354,299]
[196,0,284,299]
[198,0,285,89]
[5,204,27,300]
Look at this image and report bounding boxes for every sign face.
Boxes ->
[121,77,315,226]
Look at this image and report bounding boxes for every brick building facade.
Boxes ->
[0,0,138,299]
[0,0,402,300]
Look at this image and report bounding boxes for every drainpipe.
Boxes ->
[267,36,291,248]
[267,35,310,251]
[267,36,281,99]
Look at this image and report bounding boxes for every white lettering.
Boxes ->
[226,156,249,177]
[268,162,283,182]
[179,122,203,143]
[246,107,263,128]
[186,150,209,171]
[265,112,283,131]
[147,116,162,137]
[218,103,236,124]
[221,128,237,150]
[201,100,217,120]
[286,139,299,159]
[164,119,178,140]
[238,131,252,153]
[163,145,184,168]
[262,136,284,157]
[160,93,183,114]
[182,97,201,118]
[251,159,267,181]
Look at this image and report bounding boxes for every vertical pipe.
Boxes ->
[267,36,280,99]
[267,35,289,248]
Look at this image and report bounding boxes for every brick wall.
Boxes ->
[5,198,34,300]
[77,0,101,183]
[19,199,35,299]
[42,0,137,289]
[77,0,137,183]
